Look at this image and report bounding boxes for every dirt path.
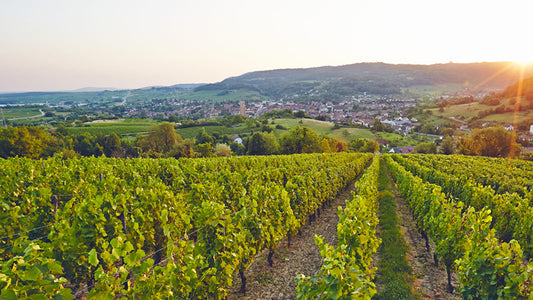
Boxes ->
[227,166,460,299]
[227,183,356,299]
[389,175,460,299]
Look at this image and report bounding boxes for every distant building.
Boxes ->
[231,134,243,144]
[519,134,533,142]
[239,101,246,116]
[522,147,533,153]
[389,146,415,154]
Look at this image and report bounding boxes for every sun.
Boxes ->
[512,55,533,66]
[515,60,533,67]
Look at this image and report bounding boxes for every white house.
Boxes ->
[231,134,243,145]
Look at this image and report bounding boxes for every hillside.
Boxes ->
[3,62,532,106]
[429,75,533,129]
[499,76,533,100]
[195,62,533,100]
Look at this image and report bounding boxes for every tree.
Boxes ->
[196,127,214,145]
[168,139,195,158]
[439,136,455,155]
[294,110,308,118]
[215,143,231,157]
[457,135,481,156]
[247,132,279,155]
[363,140,380,153]
[349,139,366,152]
[279,126,321,154]
[139,122,182,155]
[230,142,246,155]
[372,119,384,132]
[0,126,50,158]
[458,127,521,157]
[74,132,103,157]
[413,142,437,154]
[475,127,517,157]
[349,138,379,153]
[336,140,349,152]
[103,133,122,157]
[195,143,216,157]
[319,136,347,153]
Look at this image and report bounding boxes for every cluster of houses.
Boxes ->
[121,96,419,125]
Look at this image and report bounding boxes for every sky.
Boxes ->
[1,0,532,92]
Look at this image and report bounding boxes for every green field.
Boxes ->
[329,127,376,141]
[428,102,493,120]
[482,110,533,124]
[1,107,43,119]
[62,117,425,148]
[176,124,257,139]
[272,119,335,135]
[428,98,533,127]
[67,119,156,136]
[0,90,129,105]
[404,83,466,98]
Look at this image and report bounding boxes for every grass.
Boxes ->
[373,163,415,300]
[68,126,152,136]
[428,102,494,120]
[330,127,376,141]
[0,90,128,105]
[405,83,466,97]
[176,124,257,139]
[428,97,533,127]
[272,118,379,142]
[62,116,422,147]
[272,118,334,135]
[482,110,533,123]
[68,119,157,136]
[1,107,43,119]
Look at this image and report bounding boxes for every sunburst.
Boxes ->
[514,59,533,67]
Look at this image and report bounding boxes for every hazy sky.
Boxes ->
[1,0,531,92]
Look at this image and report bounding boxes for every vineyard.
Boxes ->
[0,153,532,299]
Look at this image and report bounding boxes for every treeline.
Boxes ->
[0,123,380,159]
[432,126,522,158]
[456,126,522,157]
[478,76,533,106]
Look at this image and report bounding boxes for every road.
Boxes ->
[449,116,467,124]
[118,90,132,106]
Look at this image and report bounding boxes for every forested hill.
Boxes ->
[195,62,533,98]
[499,76,533,100]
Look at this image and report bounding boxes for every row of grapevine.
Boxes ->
[296,155,380,299]
[404,154,533,198]
[0,153,371,299]
[391,154,533,258]
[385,156,532,298]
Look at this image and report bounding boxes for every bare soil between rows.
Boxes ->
[228,170,461,299]
[388,174,460,299]
[227,184,355,300]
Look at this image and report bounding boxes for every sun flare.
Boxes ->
[513,57,533,66]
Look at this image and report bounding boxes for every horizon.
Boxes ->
[0,60,524,94]
[1,0,532,93]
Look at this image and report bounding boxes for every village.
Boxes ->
[124,96,420,135]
